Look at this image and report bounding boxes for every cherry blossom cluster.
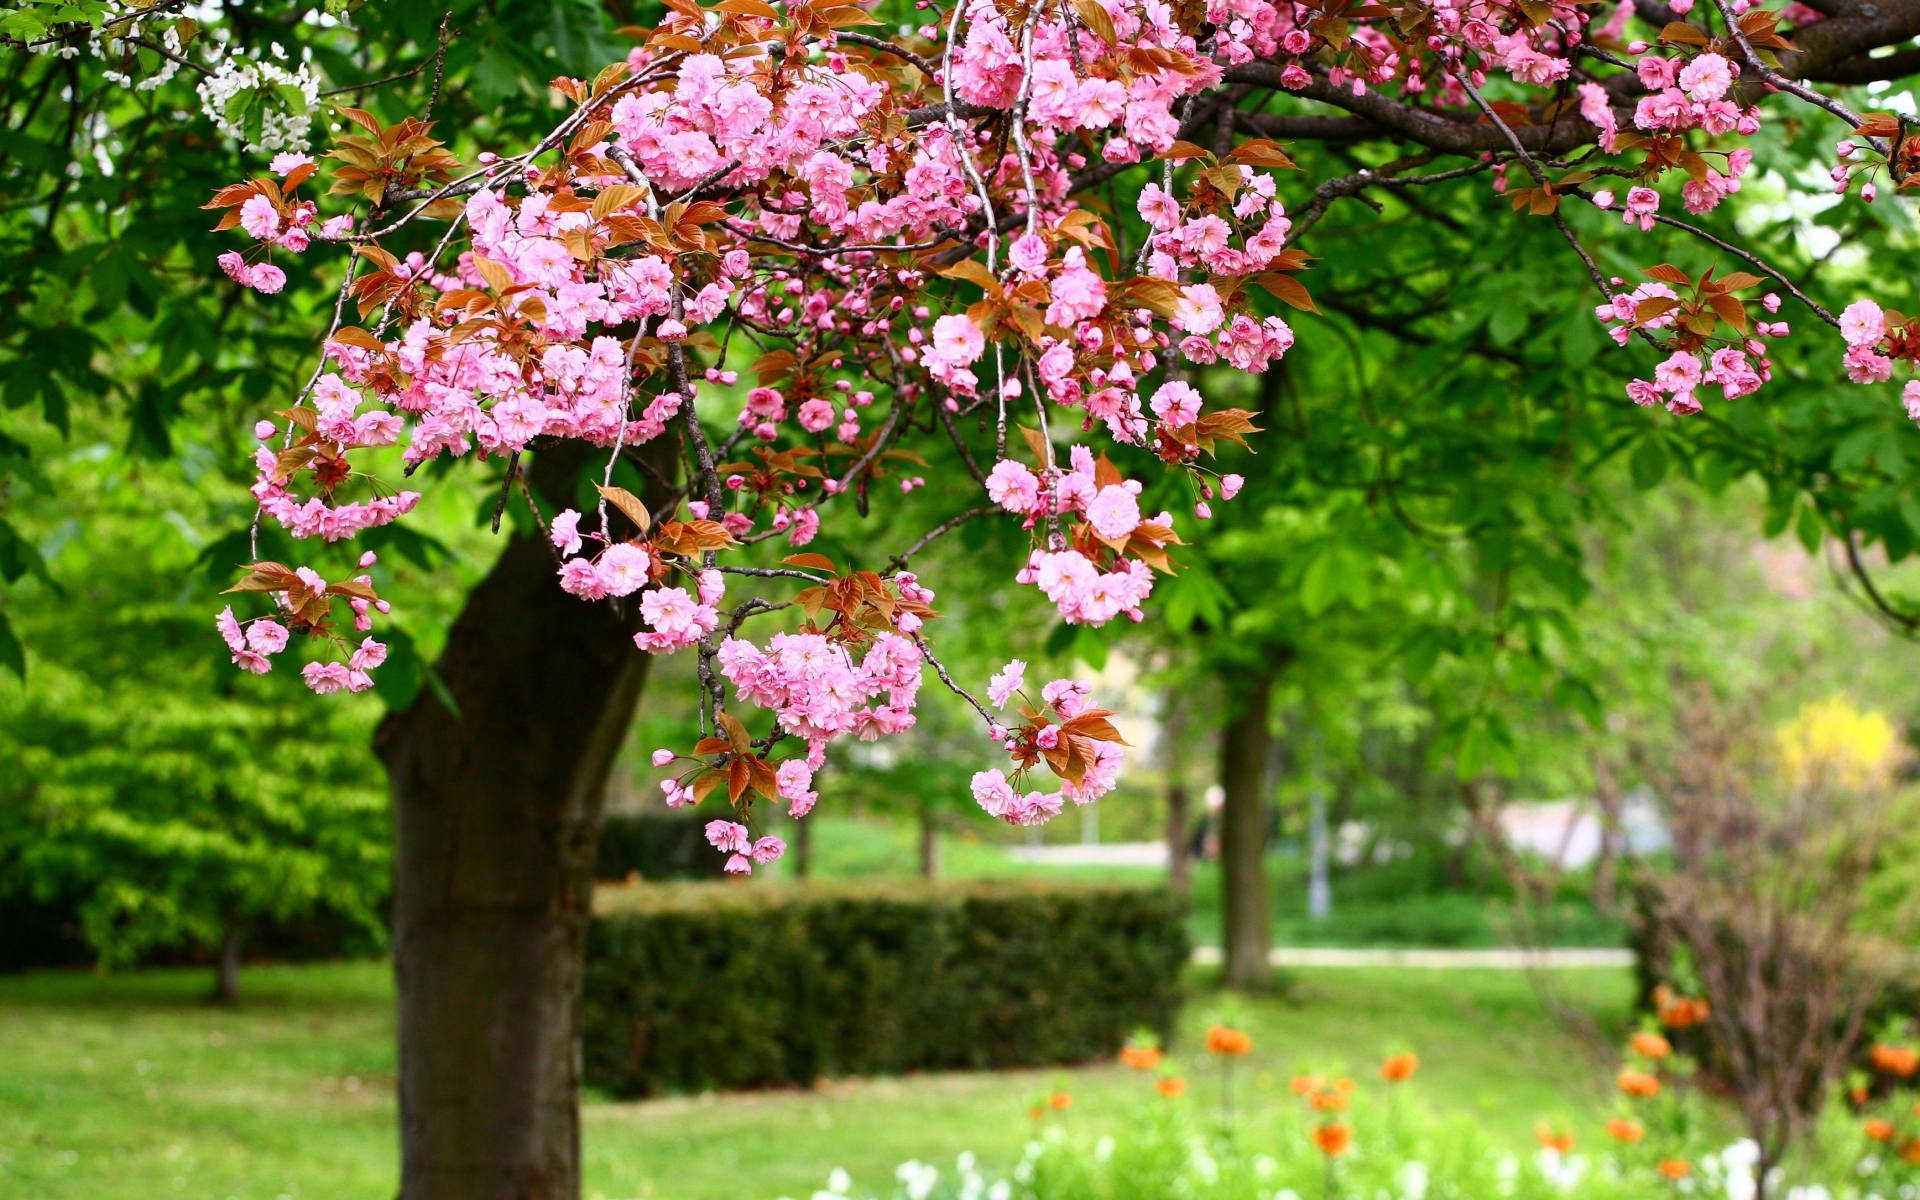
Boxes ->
[1832,299,1920,424]
[216,552,390,692]
[199,0,1909,868]
[1592,268,1784,414]
[969,659,1126,825]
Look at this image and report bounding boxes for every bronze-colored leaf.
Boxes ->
[596,484,653,533]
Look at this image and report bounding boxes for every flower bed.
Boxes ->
[782,1003,1920,1200]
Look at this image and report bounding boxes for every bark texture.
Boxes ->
[1218,674,1273,989]
[374,444,663,1200]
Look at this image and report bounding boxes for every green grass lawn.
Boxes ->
[0,960,1646,1200]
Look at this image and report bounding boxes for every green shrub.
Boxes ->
[583,879,1189,1097]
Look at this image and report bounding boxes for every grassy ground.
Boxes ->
[0,960,1644,1200]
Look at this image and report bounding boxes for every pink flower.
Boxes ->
[1677,52,1733,102]
[928,314,985,366]
[1221,474,1244,499]
[350,637,388,670]
[986,459,1041,514]
[660,780,695,808]
[1845,344,1893,384]
[270,152,314,175]
[1840,298,1886,347]
[776,758,815,803]
[988,659,1027,707]
[749,836,785,864]
[245,620,289,655]
[551,509,584,556]
[1008,233,1049,273]
[1623,187,1660,232]
[724,854,752,874]
[1043,678,1090,717]
[705,820,751,854]
[1636,54,1677,91]
[971,768,1018,820]
[1171,284,1225,335]
[652,748,677,766]
[240,194,281,241]
[1149,381,1203,428]
[1137,183,1182,231]
[797,399,836,432]
[1654,351,1703,393]
[216,606,247,654]
[559,558,610,599]
[1904,380,1920,424]
[1086,484,1141,541]
[787,508,820,547]
[596,542,652,597]
[303,661,351,694]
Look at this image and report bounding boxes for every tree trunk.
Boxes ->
[1166,784,1189,893]
[1219,672,1273,989]
[212,922,242,1005]
[918,802,939,878]
[1160,689,1190,892]
[792,806,812,879]
[374,443,667,1200]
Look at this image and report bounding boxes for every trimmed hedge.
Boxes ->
[583,879,1189,1097]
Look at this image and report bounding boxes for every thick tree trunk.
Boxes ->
[1218,674,1273,989]
[374,444,666,1200]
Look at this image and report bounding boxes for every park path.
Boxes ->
[1190,946,1633,968]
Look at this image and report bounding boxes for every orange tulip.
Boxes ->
[1629,1033,1672,1060]
[1290,1074,1323,1095]
[1314,1123,1353,1156]
[1617,1069,1662,1098]
[1206,1025,1252,1056]
[1535,1122,1575,1153]
[1865,1119,1897,1142]
[1381,1053,1419,1082]
[1872,1044,1920,1077]
[1157,1076,1187,1099]
[1653,986,1710,1029]
[1606,1118,1646,1143]
[1310,1088,1351,1113]
[1658,1160,1691,1180]
[1049,1091,1072,1110]
[1120,1045,1164,1071]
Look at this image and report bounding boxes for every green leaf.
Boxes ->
[0,610,24,680]
[1487,304,1529,347]
[1629,438,1668,490]
[1796,503,1825,553]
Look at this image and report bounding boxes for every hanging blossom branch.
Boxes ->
[198,0,1919,869]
